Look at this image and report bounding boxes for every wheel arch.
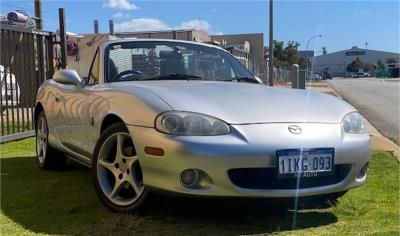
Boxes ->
[100,113,126,134]
[34,102,44,128]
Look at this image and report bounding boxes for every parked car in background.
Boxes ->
[0,65,20,112]
[354,72,370,78]
[34,39,371,213]
[322,71,332,80]
[308,73,322,81]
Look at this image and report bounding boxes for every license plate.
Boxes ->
[276,148,334,178]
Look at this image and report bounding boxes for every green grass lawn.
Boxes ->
[1,138,399,235]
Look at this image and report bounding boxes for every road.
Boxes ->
[328,78,400,142]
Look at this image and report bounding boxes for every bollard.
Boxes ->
[299,70,306,89]
[291,64,299,89]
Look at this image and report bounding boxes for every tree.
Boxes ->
[386,57,398,64]
[377,60,385,70]
[363,63,376,72]
[346,57,364,72]
[273,40,289,68]
[272,40,302,69]
[322,46,327,55]
[273,40,285,61]
[284,41,300,66]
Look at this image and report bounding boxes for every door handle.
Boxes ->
[55,95,60,102]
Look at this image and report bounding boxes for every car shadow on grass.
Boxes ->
[1,156,338,235]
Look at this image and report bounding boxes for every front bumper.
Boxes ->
[128,123,371,198]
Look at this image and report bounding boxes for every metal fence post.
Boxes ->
[94,20,99,34]
[109,20,114,36]
[58,8,67,69]
[291,64,299,89]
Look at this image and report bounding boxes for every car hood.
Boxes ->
[112,81,355,124]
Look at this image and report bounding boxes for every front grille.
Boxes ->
[228,165,351,190]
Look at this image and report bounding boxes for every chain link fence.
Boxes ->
[272,68,291,85]
[245,54,291,85]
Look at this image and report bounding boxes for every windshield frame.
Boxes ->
[104,40,257,83]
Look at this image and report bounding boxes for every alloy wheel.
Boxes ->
[96,132,144,206]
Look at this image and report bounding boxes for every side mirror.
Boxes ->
[53,69,84,87]
[254,76,263,84]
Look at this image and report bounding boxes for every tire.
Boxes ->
[92,123,147,213]
[35,111,66,169]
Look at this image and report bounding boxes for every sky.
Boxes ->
[1,0,399,54]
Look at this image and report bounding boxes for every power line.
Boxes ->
[0,2,35,13]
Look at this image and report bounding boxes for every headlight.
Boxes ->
[342,112,366,134]
[155,111,231,136]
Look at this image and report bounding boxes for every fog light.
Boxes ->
[180,169,199,187]
[357,162,369,179]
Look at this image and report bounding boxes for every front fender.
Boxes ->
[88,85,172,128]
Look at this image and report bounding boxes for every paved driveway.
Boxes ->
[328,78,400,142]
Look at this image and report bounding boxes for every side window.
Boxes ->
[88,49,100,86]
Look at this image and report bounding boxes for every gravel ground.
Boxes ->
[328,78,400,142]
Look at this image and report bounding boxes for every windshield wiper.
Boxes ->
[220,76,259,84]
[145,74,203,81]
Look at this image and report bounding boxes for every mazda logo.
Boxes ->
[288,125,302,134]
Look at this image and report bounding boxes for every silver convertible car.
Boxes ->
[34,39,371,212]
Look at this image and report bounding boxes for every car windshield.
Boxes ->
[106,41,255,82]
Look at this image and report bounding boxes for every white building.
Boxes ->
[313,46,399,76]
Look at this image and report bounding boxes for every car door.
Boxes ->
[54,83,90,156]
[55,49,101,158]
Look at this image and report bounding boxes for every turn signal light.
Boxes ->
[144,147,164,156]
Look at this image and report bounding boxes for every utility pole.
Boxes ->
[268,0,274,86]
[34,0,43,30]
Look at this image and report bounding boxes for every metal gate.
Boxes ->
[0,25,54,142]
